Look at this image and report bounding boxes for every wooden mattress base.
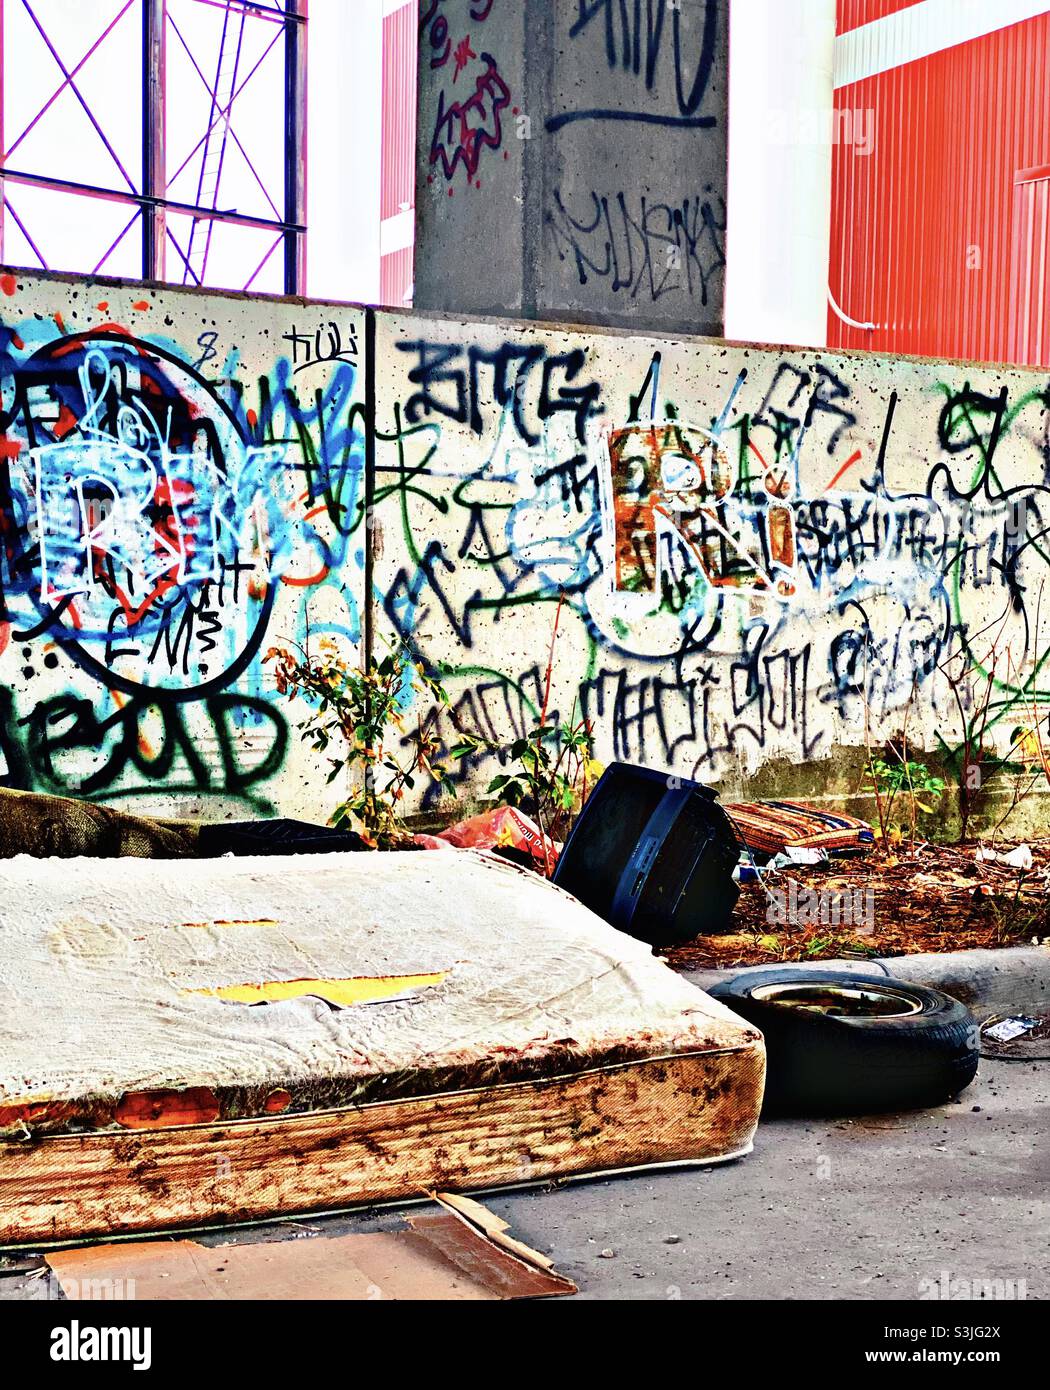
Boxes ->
[0,1046,764,1247]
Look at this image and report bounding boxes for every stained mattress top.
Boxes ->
[0,849,760,1129]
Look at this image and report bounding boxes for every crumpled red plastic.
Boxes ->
[415,805,560,871]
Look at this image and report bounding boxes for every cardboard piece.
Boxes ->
[45,1199,577,1302]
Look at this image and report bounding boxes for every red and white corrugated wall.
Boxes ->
[829,0,1050,364]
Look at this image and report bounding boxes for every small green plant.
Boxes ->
[800,933,881,961]
[865,756,945,805]
[934,620,1029,840]
[482,721,594,835]
[448,593,599,873]
[266,638,454,848]
[449,712,599,872]
[864,754,945,843]
[267,594,601,870]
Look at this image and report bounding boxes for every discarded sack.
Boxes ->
[709,968,978,1115]
[0,790,367,861]
[197,817,366,856]
[0,786,197,859]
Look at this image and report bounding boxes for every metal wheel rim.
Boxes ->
[750,981,923,1018]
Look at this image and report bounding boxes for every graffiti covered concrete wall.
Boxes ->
[3,265,1050,832]
[376,310,1050,826]
[0,271,366,819]
[414,0,728,335]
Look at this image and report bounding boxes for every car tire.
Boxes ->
[707,969,979,1115]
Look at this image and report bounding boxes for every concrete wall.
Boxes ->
[414,0,729,335]
[374,311,1050,835]
[3,267,1050,834]
[0,272,366,821]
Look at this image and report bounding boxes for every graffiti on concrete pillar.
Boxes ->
[422,0,510,189]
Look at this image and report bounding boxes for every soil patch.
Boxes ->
[664,839,1050,973]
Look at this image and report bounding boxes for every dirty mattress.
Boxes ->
[0,850,765,1243]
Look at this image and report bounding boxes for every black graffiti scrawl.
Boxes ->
[414,0,729,335]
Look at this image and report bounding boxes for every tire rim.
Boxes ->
[750,981,923,1018]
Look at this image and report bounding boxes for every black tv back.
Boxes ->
[553,763,740,946]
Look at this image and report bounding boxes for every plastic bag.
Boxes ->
[416,806,559,871]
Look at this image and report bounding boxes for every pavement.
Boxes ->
[486,1054,1048,1300]
[2,944,1047,1303]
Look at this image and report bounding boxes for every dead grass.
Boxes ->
[663,838,1050,973]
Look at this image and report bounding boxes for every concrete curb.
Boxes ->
[683,945,1050,1014]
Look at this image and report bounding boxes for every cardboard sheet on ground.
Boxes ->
[0,850,764,1242]
[44,1195,577,1301]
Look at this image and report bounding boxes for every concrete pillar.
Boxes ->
[414,0,730,336]
[724,0,836,347]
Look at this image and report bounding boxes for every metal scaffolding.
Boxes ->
[0,0,307,294]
